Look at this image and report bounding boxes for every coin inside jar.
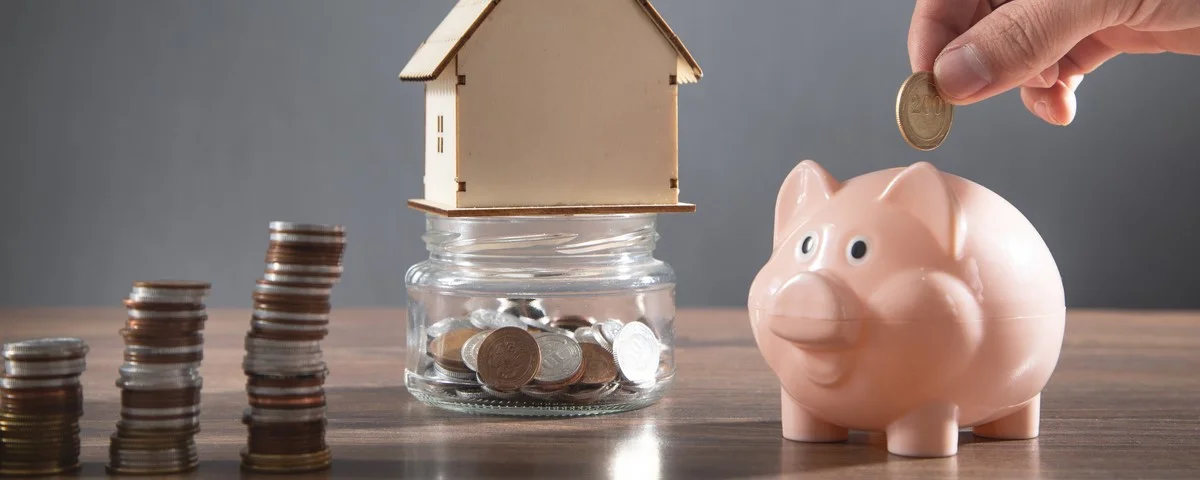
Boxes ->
[475,327,540,392]
[428,328,481,373]
[576,343,618,385]
[549,315,594,331]
[532,333,583,386]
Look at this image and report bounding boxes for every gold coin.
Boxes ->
[896,71,954,151]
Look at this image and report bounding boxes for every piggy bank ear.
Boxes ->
[774,160,840,247]
[879,162,964,257]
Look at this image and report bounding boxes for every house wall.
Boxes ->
[455,0,680,208]
[424,65,458,207]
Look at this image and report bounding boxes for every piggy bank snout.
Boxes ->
[761,272,862,350]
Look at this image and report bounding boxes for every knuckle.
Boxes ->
[986,4,1049,73]
[1124,0,1167,29]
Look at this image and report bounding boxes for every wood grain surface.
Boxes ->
[0,308,1196,479]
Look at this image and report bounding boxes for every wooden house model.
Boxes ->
[401,0,702,216]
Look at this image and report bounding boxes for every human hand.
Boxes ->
[909,0,1200,125]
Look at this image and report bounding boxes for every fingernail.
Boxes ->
[1034,101,1057,124]
[934,44,992,100]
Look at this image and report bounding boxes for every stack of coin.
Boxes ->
[0,338,88,476]
[423,308,664,404]
[241,222,345,474]
[108,280,209,475]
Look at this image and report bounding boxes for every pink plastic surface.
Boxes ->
[747,160,1065,457]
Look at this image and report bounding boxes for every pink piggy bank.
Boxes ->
[748,160,1065,458]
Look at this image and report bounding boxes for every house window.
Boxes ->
[436,115,445,154]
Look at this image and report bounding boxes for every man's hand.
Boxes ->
[909,0,1200,125]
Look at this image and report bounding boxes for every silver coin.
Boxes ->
[269,232,347,245]
[0,376,81,389]
[2,337,88,360]
[500,298,546,320]
[119,363,201,376]
[251,319,329,332]
[125,344,204,355]
[253,283,331,297]
[520,385,564,401]
[118,416,200,430]
[427,317,474,338]
[481,384,520,400]
[266,263,344,275]
[520,316,570,335]
[268,221,346,234]
[454,388,490,400]
[611,321,660,385]
[116,376,202,391]
[597,319,624,345]
[4,357,86,377]
[246,385,324,396]
[129,285,209,300]
[574,326,599,345]
[532,333,583,384]
[460,330,493,373]
[243,360,327,376]
[244,337,323,350]
[261,272,338,286]
[432,362,475,381]
[121,405,201,418]
[561,382,621,403]
[469,309,524,330]
[247,406,326,423]
[126,308,206,319]
[252,309,330,322]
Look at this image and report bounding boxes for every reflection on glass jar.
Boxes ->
[404,214,676,416]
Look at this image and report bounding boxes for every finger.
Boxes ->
[1058,36,1121,91]
[909,0,983,71]
[932,0,1121,104]
[1020,82,1077,126]
[1023,62,1060,88]
[1096,25,1200,54]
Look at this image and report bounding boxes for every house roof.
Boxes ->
[399,0,703,84]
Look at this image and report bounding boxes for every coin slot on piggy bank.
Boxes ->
[748,160,1066,457]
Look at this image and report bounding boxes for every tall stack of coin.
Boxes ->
[241,222,345,474]
[108,281,209,475]
[423,308,663,404]
[0,338,88,476]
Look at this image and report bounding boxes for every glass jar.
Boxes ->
[404,214,676,416]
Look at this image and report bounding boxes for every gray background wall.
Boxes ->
[1,0,1198,309]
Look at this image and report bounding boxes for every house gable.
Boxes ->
[399,0,702,84]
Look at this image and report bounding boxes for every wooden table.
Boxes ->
[0,308,1197,479]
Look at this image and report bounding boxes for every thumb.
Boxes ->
[933,0,1117,104]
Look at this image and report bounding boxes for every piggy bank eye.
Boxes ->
[846,236,869,265]
[797,232,818,260]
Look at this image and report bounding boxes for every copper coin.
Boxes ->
[120,330,203,347]
[550,315,595,331]
[246,375,326,389]
[253,302,331,314]
[122,299,205,311]
[252,293,330,307]
[123,352,204,365]
[125,318,206,331]
[576,343,618,385]
[122,388,199,409]
[248,394,326,409]
[248,328,328,342]
[475,327,540,392]
[427,328,481,372]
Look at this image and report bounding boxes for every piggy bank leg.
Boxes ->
[885,402,959,457]
[973,393,1040,440]
[780,387,848,442]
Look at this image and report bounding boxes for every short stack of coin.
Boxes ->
[0,338,88,476]
[423,307,664,404]
[241,222,345,474]
[108,280,209,475]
